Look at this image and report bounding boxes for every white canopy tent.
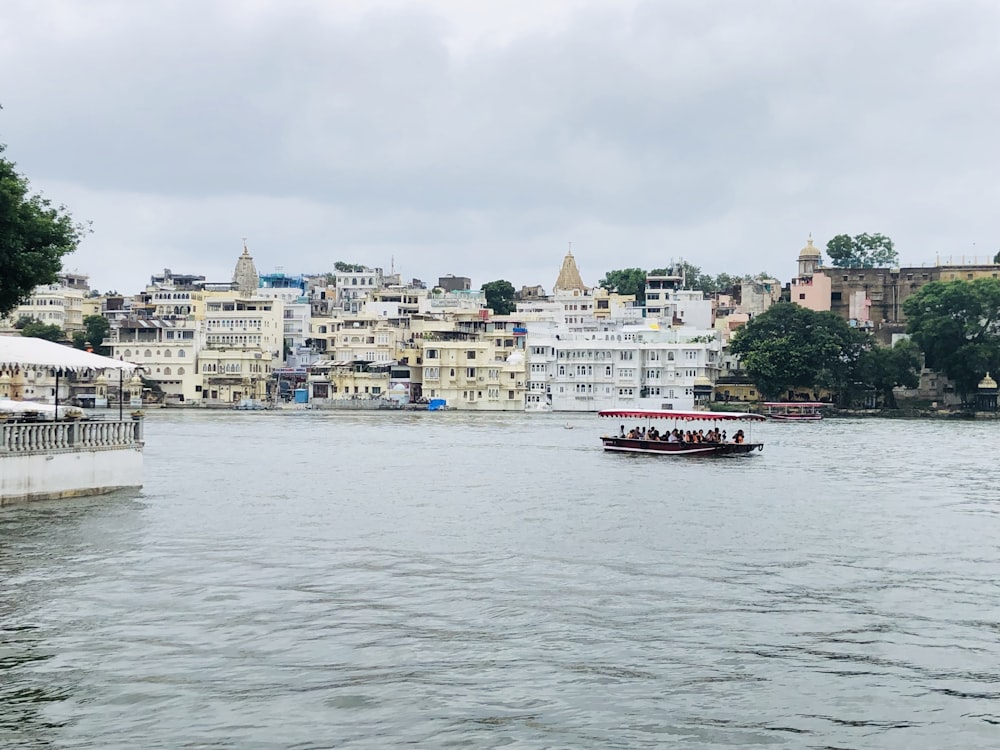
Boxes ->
[0,398,83,417]
[0,335,137,372]
[0,335,139,419]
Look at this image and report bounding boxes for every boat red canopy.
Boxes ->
[599,409,766,422]
[761,402,831,407]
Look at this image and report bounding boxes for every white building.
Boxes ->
[109,318,203,404]
[526,321,722,412]
[1,276,87,333]
[334,267,383,314]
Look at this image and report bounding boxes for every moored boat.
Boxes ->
[598,409,765,456]
[761,402,830,421]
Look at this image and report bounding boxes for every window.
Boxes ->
[467,368,476,378]
[799,293,806,300]
[426,349,438,359]
[467,350,476,359]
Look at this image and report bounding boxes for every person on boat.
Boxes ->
[734,430,745,444]
[667,430,678,443]
[721,430,727,443]
[619,424,625,437]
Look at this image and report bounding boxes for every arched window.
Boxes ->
[164,367,171,375]
[124,349,131,358]
[178,349,186,358]
[164,350,172,358]
[144,349,152,358]
[177,367,185,375]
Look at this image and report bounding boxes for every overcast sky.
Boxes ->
[3,0,999,294]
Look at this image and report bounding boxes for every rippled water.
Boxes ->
[2,411,999,748]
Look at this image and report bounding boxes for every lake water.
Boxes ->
[2,411,999,749]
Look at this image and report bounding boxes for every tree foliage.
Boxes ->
[19,320,65,342]
[854,339,921,408]
[598,268,647,301]
[333,261,366,273]
[0,144,86,316]
[729,303,866,400]
[71,314,111,354]
[903,278,1000,397]
[481,279,516,315]
[825,233,898,268]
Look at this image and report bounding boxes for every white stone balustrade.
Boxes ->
[0,417,144,454]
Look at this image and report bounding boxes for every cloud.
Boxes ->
[4,0,1000,293]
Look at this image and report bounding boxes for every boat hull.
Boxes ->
[767,414,822,421]
[600,436,762,456]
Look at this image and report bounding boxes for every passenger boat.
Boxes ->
[761,402,830,421]
[598,409,765,456]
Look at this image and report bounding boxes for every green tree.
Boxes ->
[729,303,865,400]
[481,279,516,315]
[825,233,897,268]
[598,268,647,301]
[903,278,1000,397]
[333,261,365,273]
[855,338,921,408]
[0,144,87,316]
[20,320,65,342]
[71,314,111,354]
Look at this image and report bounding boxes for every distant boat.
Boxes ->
[761,402,831,421]
[233,398,267,411]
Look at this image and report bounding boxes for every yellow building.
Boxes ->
[418,314,527,410]
[198,290,283,404]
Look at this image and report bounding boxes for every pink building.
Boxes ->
[790,237,831,312]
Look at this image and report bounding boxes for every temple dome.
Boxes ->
[978,372,997,391]
[233,243,260,296]
[798,236,821,260]
[553,249,587,293]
